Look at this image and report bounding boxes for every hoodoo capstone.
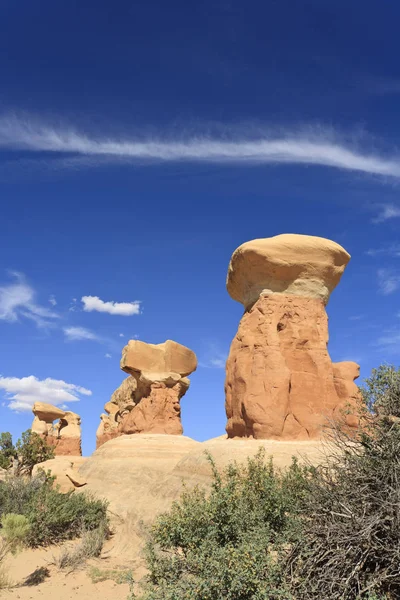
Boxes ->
[96,339,197,448]
[31,402,82,456]
[225,233,360,440]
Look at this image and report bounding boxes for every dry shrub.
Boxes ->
[287,365,400,600]
[88,565,133,584]
[54,524,108,571]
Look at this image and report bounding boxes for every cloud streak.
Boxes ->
[0,375,91,412]
[366,243,400,257]
[377,269,400,295]
[199,342,228,369]
[0,271,59,328]
[63,326,100,341]
[2,115,400,179]
[372,204,400,223]
[81,295,141,316]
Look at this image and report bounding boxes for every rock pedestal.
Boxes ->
[225,234,360,440]
[31,402,82,456]
[96,339,197,448]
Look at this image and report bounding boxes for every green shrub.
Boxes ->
[0,471,47,517]
[16,430,54,475]
[0,430,54,475]
[0,433,16,470]
[26,488,108,547]
[360,363,400,417]
[1,513,30,553]
[139,450,308,600]
[0,513,30,589]
[0,473,109,547]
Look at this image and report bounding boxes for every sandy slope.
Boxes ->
[1,539,135,600]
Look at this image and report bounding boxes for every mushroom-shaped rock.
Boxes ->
[31,403,82,456]
[56,412,82,456]
[227,234,350,308]
[121,339,197,377]
[96,339,197,448]
[32,402,66,423]
[225,234,360,440]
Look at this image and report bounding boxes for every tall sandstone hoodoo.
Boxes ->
[96,339,197,448]
[225,234,360,440]
[31,402,82,456]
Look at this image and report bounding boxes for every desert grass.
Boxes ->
[53,524,107,571]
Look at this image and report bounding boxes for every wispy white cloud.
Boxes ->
[366,243,400,257]
[349,315,365,321]
[81,295,141,316]
[199,343,228,369]
[119,333,124,337]
[376,329,400,353]
[105,353,112,359]
[372,204,400,223]
[0,272,59,328]
[63,326,99,341]
[377,269,400,295]
[49,294,57,306]
[3,115,400,180]
[0,375,91,412]
[68,298,78,312]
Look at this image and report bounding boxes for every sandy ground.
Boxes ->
[0,536,143,600]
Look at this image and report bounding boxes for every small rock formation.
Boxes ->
[96,339,197,448]
[32,457,87,493]
[31,402,82,456]
[225,234,360,440]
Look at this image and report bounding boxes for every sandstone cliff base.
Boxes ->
[225,294,360,439]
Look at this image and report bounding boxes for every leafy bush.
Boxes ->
[26,487,108,547]
[16,431,55,475]
[0,513,30,589]
[0,473,109,547]
[361,363,400,417]
[287,365,400,599]
[139,450,308,600]
[1,513,31,553]
[0,430,54,475]
[0,470,50,517]
[0,433,16,470]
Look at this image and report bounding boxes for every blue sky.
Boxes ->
[1,0,400,455]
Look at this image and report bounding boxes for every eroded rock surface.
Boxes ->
[31,402,82,456]
[96,340,197,448]
[225,234,360,440]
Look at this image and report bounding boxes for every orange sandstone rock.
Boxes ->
[31,403,82,456]
[96,340,197,448]
[119,378,189,435]
[225,234,360,440]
